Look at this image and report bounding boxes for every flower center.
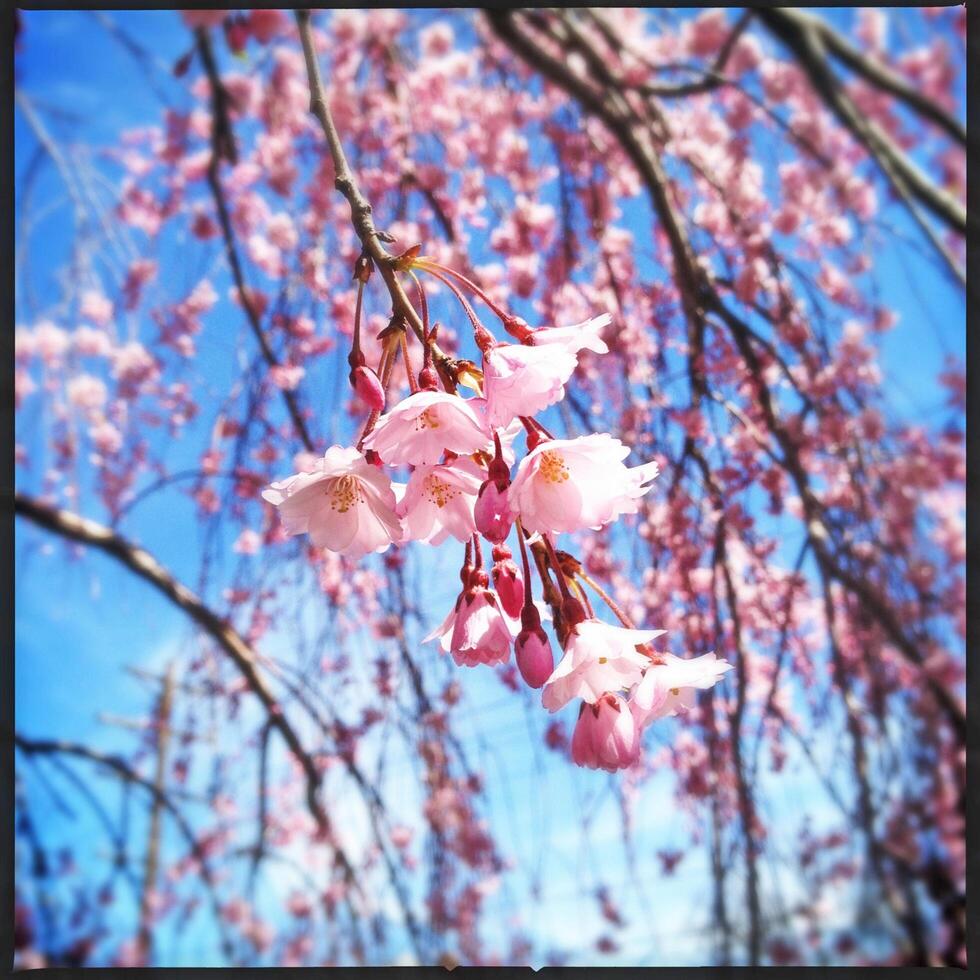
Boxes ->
[415,408,440,430]
[423,473,458,509]
[539,450,570,484]
[327,474,364,513]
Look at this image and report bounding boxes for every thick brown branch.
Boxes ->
[756,8,968,237]
[14,494,348,869]
[294,10,457,388]
[787,8,966,147]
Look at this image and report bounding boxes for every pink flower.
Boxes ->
[424,588,514,668]
[79,291,114,328]
[482,315,609,428]
[571,693,640,772]
[233,529,262,555]
[362,390,490,466]
[531,315,610,354]
[630,653,733,729]
[262,446,402,558]
[66,374,107,414]
[542,619,665,712]
[72,326,113,358]
[112,342,157,389]
[509,433,659,535]
[270,364,305,391]
[34,321,70,364]
[396,460,482,544]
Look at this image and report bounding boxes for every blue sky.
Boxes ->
[15,7,965,968]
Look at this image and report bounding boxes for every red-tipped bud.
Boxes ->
[515,617,554,689]
[418,365,439,391]
[351,365,385,412]
[501,313,533,343]
[492,557,524,618]
[475,480,512,544]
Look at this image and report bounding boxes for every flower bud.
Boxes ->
[418,365,439,391]
[515,624,554,689]
[351,365,385,412]
[492,556,524,618]
[474,479,512,543]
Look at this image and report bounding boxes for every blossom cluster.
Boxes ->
[263,256,731,771]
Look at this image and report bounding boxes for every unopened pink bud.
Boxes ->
[492,558,524,618]
[515,625,554,689]
[351,365,385,412]
[475,479,512,543]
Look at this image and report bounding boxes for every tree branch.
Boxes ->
[13,493,355,879]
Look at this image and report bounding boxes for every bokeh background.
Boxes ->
[13,7,966,968]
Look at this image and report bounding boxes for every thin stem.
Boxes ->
[416,264,493,344]
[352,278,365,361]
[515,519,534,606]
[408,270,430,339]
[415,258,510,323]
[577,569,636,630]
[400,329,419,395]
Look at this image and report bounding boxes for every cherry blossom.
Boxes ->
[262,446,402,558]
[542,619,666,712]
[570,694,640,773]
[629,653,734,729]
[509,434,660,535]
[362,390,490,466]
[481,315,609,428]
[396,460,483,544]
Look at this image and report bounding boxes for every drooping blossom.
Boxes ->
[424,584,514,668]
[629,653,734,729]
[396,460,483,544]
[262,446,402,558]
[570,693,640,773]
[509,433,660,535]
[542,619,666,712]
[482,314,610,428]
[362,390,490,466]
